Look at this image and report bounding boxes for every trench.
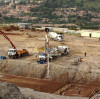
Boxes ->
[0,59,100,98]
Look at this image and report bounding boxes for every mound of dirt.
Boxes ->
[0,82,25,99]
[5,26,19,31]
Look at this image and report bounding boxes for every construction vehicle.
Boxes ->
[45,27,53,32]
[38,46,69,61]
[0,30,28,59]
[45,27,64,42]
[38,33,69,62]
[48,32,64,42]
[57,46,69,56]
[38,53,53,62]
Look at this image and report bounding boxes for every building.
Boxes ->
[17,23,33,29]
[80,30,100,38]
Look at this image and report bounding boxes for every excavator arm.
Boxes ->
[0,30,16,49]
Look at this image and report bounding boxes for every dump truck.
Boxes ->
[48,32,64,42]
[0,30,29,59]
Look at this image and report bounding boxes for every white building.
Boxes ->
[17,23,32,29]
[80,30,100,38]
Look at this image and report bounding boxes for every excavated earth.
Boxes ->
[0,29,100,98]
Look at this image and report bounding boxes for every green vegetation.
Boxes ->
[0,0,100,29]
[3,16,21,23]
[80,22,100,30]
[42,0,100,11]
[0,0,5,6]
[60,25,78,30]
[29,0,100,29]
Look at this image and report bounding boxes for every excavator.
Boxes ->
[0,30,29,59]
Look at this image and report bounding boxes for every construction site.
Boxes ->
[0,26,100,99]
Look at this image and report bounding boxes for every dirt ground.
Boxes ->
[0,29,100,98]
[0,73,65,93]
[0,29,100,75]
[0,29,100,65]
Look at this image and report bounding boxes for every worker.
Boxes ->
[78,57,82,62]
[78,57,81,62]
[84,52,86,57]
[78,89,81,94]
[89,33,92,37]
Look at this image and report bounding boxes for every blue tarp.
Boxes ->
[37,61,46,64]
[0,56,6,59]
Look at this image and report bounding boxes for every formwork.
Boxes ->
[61,84,99,98]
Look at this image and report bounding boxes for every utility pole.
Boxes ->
[46,52,50,79]
[45,34,49,51]
[45,31,50,79]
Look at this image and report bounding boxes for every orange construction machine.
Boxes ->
[0,30,29,59]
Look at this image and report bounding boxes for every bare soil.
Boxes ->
[0,29,100,98]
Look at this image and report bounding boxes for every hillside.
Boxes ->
[0,0,99,29]
[42,0,100,11]
[1,0,100,11]
[29,0,100,29]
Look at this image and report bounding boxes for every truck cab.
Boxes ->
[8,49,17,59]
[39,53,47,61]
[56,35,64,41]
[38,53,53,62]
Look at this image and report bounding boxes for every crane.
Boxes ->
[0,30,29,59]
[0,30,16,49]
